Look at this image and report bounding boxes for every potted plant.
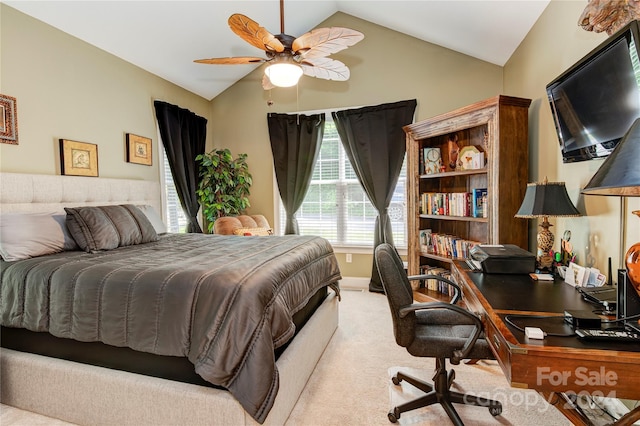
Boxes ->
[196,148,252,233]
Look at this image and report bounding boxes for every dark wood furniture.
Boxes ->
[451,261,640,426]
[403,95,531,301]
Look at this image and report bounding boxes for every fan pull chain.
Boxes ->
[296,83,299,118]
[267,89,274,107]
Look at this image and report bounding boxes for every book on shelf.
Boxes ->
[472,188,488,218]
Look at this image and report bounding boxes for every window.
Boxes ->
[279,116,406,248]
[160,147,188,233]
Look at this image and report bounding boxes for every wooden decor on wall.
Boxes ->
[60,139,99,177]
[126,133,152,166]
[0,94,18,145]
[579,0,640,35]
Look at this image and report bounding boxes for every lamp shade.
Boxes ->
[581,117,640,197]
[515,180,581,218]
[265,62,303,87]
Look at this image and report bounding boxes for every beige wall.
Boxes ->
[0,5,211,181]
[505,0,640,274]
[2,3,636,279]
[209,12,504,276]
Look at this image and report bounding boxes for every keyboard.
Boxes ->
[575,328,640,342]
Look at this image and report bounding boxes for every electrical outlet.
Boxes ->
[346,253,352,263]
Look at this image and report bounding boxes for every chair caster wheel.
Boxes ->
[388,408,400,423]
[391,375,401,386]
[489,403,502,416]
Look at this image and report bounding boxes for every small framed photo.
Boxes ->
[0,94,18,145]
[565,262,587,287]
[126,133,152,166]
[60,139,98,177]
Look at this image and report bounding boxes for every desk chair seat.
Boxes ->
[375,243,502,425]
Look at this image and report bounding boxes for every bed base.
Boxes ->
[0,292,338,425]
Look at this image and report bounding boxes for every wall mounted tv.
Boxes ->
[547,20,640,163]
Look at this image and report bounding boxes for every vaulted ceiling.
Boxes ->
[5,1,551,100]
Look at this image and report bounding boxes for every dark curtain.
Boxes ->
[154,101,207,233]
[333,99,417,293]
[268,113,325,234]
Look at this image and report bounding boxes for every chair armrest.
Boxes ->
[406,274,462,304]
[398,302,483,364]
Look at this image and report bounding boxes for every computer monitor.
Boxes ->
[617,269,640,332]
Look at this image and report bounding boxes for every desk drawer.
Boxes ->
[483,315,512,381]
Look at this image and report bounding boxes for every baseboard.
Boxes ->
[340,277,370,291]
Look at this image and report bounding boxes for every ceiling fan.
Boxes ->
[194,0,364,89]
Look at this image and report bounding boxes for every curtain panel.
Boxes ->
[333,99,417,292]
[154,101,207,233]
[267,113,325,235]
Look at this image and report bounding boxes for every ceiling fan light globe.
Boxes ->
[265,63,303,87]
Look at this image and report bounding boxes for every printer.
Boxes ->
[468,244,536,274]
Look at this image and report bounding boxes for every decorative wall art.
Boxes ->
[0,94,18,145]
[126,133,152,166]
[60,139,98,177]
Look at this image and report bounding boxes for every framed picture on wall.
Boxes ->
[126,133,152,166]
[0,94,18,145]
[60,139,98,177]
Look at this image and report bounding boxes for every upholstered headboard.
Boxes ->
[0,172,162,214]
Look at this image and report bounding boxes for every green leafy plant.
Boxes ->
[196,148,252,233]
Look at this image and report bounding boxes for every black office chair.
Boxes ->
[374,243,502,425]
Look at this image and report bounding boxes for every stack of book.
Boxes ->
[420,192,472,216]
[420,189,488,218]
[419,229,480,259]
[419,265,458,298]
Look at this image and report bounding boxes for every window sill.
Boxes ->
[332,245,407,256]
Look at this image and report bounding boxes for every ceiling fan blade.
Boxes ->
[292,27,364,59]
[300,58,350,81]
[194,57,266,65]
[228,14,285,53]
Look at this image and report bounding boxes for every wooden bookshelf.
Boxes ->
[403,95,531,297]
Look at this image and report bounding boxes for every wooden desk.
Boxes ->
[451,262,640,426]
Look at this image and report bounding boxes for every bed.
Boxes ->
[0,172,341,425]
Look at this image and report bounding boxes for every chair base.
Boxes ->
[388,358,502,425]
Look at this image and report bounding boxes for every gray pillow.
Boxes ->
[0,212,79,261]
[64,204,158,252]
[136,204,167,235]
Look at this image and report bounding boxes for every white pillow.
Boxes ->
[136,205,167,234]
[0,212,79,261]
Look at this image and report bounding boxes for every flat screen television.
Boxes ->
[547,20,640,163]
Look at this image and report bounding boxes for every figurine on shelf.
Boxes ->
[561,230,575,266]
[447,134,459,170]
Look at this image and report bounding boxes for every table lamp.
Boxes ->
[515,177,581,271]
[582,117,640,297]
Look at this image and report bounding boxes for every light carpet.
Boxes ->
[1,288,571,425]
[284,288,571,426]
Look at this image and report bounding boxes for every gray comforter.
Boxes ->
[0,233,341,423]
